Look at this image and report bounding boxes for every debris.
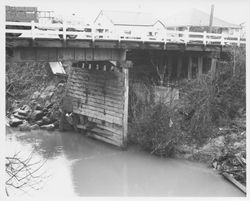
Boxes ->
[40,124,55,131]
[222,172,246,194]
[31,110,44,121]
[18,122,31,131]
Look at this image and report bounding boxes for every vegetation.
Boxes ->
[129,46,246,158]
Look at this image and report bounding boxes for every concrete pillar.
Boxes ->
[198,56,203,78]
[177,54,183,79]
[188,56,193,80]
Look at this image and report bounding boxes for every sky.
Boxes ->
[3,0,249,25]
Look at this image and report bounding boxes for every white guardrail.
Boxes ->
[5,21,246,46]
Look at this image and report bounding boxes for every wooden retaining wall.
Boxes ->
[64,66,128,148]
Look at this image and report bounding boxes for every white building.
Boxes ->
[94,10,166,40]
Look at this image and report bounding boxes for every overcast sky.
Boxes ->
[3,0,249,24]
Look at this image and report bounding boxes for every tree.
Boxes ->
[5,151,47,196]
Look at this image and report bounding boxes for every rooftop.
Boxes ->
[166,8,240,28]
[94,10,160,26]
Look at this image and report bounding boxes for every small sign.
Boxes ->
[49,62,66,75]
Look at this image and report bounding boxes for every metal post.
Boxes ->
[31,20,35,39]
[62,20,66,40]
[203,31,207,45]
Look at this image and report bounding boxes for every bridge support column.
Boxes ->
[210,58,217,79]
[167,55,173,80]
[177,54,183,79]
[198,56,203,78]
[188,56,193,80]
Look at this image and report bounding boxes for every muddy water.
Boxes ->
[6,127,245,197]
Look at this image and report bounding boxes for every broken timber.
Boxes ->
[222,172,246,194]
[63,59,132,148]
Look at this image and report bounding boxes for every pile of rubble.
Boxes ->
[174,112,246,189]
[7,80,66,132]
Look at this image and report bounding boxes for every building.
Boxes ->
[94,10,166,40]
[165,8,241,35]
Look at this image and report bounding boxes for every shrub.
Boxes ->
[129,102,182,157]
[179,47,245,144]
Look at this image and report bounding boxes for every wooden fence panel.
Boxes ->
[64,66,127,147]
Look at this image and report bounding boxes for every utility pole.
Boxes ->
[209,4,215,33]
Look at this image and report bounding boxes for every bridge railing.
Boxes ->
[5,21,246,46]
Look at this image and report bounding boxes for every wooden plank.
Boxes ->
[93,49,113,60]
[167,55,173,79]
[63,48,75,60]
[166,43,185,51]
[122,68,129,148]
[198,56,203,78]
[111,49,121,61]
[66,40,92,48]
[68,79,124,94]
[96,124,123,135]
[20,47,36,60]
[67,90,124,106]
[177,54,183,78]
[70,75,124,88]
[90,118,123,134]
[48,48,58,61]
[210,58,217,79]
[94,41,118,49]
[85,49,94,60]
[222,173,246,194]
[71,97,123,114]
[67,82,124,97]
[67,85,124,102]
[87,132,122,147]
[73,106,123,125]
[6,38,31,47]
[71,101,123,118]
[75,48,85,60]
[67,92,124,109]
[34,39,63,48]
[72,68,125,81]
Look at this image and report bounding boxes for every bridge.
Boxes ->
[6,21,245,148]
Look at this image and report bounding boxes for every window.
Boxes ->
[124,30,131,35]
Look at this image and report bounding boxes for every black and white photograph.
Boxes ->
[3,0,248,198]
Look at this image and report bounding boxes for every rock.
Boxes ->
[18,122,31,131]
[30,124,40,130]
[9,118,23,127]
[56,83,65,94]
[40,124,55,131]
[53,121,59,128]
[228,133,238,140]
[35,104,43,110]
[212,136,225,147]
[36,120,44,126]
[59,112,73,131]
[40,85,56,100]
[13,112,28,120]
[15,105,31,116]
[233,141,245,150]
[31,91,40,100]
[50,109,61,121]
[175,144,194,154]
[65,113,74,125]
[42,116,51,124]
[31,110,44,121]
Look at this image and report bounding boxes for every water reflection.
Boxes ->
[6,127,245,197]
